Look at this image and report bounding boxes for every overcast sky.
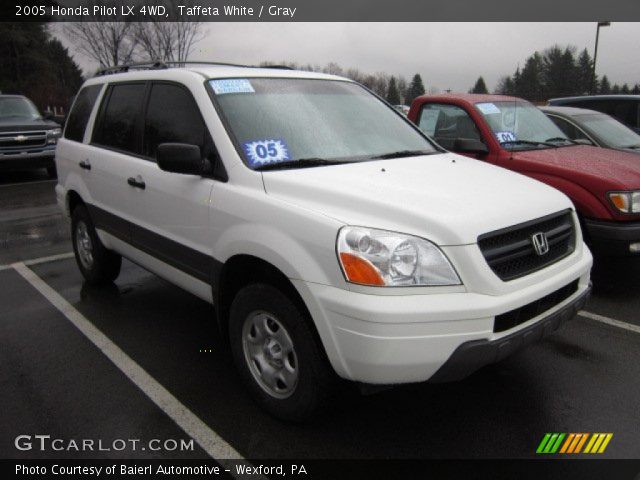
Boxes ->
[55,22,640,93]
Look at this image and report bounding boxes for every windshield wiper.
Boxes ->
[370,149,436,160]
[253,158,351,171]
[501,139,557,148]
[623,144,640,149]
[545,137,576,145]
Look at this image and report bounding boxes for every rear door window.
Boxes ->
[64,85,102,142]
[93,83,146,154]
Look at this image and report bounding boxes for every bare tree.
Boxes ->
[133,1,206,63]
[133,22,206,63]
[63,21,137,68]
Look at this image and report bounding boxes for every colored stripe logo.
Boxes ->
[536,433,613,454]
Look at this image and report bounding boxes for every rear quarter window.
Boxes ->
[64,85,102,142]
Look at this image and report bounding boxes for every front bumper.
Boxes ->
[0,148,55,171]
[430,285,590,382]
[293,246,592,384]
[584,218,640,256]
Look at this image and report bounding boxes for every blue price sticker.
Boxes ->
[243,139,290,167]
[209,79,255,95]
[495,131,517,143]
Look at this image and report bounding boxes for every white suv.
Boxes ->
[56,63,592,420]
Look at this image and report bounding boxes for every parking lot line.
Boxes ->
[0,179,56,188]
[11,261,246,465]
[579,310,640,334]
[23,251,74,266]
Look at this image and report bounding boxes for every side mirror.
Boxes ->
[157,143,204,175]
[573,138,594,146]
[454,138,489,154]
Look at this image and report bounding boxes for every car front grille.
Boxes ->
[478,210,576,281]
[494,279,579,332]
[0,131,47,151]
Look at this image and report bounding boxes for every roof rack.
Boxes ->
[94,61,293,77]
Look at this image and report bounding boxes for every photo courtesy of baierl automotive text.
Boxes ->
[2,0,640,478]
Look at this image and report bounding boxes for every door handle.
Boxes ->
[127,175,146,190]
[79,159,91,170]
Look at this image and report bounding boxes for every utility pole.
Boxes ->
[592,22,611,94]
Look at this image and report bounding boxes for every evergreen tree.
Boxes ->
[621,83,631,94]
[542,45,577,99]
[386,76,401,105]
[516,53,544,101]
[611,84,621,94]
[632,84,640,95]
[0,23,83,113]
[599,75,611,94]
[405,74,426,105]
[576,48,595,95]
[469,76,488,94]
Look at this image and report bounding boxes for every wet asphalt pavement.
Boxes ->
[1,173,639,461]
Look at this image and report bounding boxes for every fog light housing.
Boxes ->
[629,242,640,253]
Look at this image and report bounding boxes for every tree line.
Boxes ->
[0,23,83,114]
[485,45,640,102]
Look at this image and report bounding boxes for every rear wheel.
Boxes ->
[71,204,121,285]
[229,283,338,421]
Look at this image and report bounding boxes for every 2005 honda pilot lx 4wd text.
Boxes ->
[56,63,592,420]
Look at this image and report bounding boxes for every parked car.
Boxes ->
[547,95,640,134]
[541,106,640,154]
[0,94,61,177]
[409,93,640,258]
[56,64,591,420]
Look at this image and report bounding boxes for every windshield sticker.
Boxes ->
[209,79,255,95]
[476,102,501,115]
[495,131,517,143]
[243,139,290,167]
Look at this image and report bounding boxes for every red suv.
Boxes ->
[409,93,640,257]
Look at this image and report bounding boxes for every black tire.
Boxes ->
[71,204,122,285]
[229,283,338,422]
[46,165,57,178]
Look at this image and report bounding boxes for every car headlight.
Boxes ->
[608,191,640,213]
[47,128,62,144]
[336,226,461,286]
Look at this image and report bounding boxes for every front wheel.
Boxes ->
[229,283,338,421]
[71,204,122,285]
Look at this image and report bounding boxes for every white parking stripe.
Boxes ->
[0,179,56,188]
[0,252,74,272]
[579,310,640,334]
[23,251,75,266]
[12,262,253,471]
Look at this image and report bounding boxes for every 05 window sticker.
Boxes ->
[209,79,255,95]
[243,139,291,167]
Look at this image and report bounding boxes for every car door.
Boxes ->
[416,102,490,159]
[88,82,148,243]
[125,81,217,286]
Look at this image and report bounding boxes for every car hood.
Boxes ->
[262,153,573,246]
[512,145,640,189]
[0,117,59,131]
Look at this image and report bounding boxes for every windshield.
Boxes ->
[210,78,436,169]
[476,100,570,149]
[579,113,640,149]
[0,97,41,120]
